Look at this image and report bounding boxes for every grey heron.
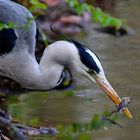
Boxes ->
[0,0,132,118]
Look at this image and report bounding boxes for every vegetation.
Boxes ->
[0,0,128,31]
[66,0,127,30]
[29,0,46,12]
[54,113,119,140]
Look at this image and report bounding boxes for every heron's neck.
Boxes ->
[0,41,79,90]
[0,51,64,90]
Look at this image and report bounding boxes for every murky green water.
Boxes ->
[6,0,140,139]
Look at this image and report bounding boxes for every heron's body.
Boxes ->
[0,0,64,90]
[0,0,132,118]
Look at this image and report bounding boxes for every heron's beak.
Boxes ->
[86,73,133,119]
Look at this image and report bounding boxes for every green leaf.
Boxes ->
[29,0,47,12]
[66,0,127,30]
[110,18,122,29]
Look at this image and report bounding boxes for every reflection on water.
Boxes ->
[7,0,140,139]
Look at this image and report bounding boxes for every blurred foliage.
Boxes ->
[66,0,127,29]
[0,0,128,32]
[28,112,119,140]
[29,0,127,30]
[8,93,120,140]
[16,0,47,12]
[29,0,44,7]
[50,108,121,140]
[29,0,47,12]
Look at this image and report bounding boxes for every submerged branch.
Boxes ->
[0,109,57,140]
[0,110,27,140]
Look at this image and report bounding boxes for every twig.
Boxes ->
[0,110,27,140]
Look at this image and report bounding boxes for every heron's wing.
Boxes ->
[0,29,17,55]
[0,0,33,27]
[0,0,36,55]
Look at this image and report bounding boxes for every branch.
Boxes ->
[0,110,27,140]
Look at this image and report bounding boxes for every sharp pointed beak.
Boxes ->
[86,73,133,119]
[95,76,133,119]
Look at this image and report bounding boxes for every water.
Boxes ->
[5,0,140,139]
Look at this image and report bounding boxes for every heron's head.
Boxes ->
[70,40,132,119]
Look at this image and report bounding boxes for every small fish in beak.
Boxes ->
[91,74,133,119]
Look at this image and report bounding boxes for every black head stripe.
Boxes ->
[70,40,100,74]
[0,28,17,55]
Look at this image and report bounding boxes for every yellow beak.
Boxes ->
[86,72,133,119]
[95,76,133,119]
